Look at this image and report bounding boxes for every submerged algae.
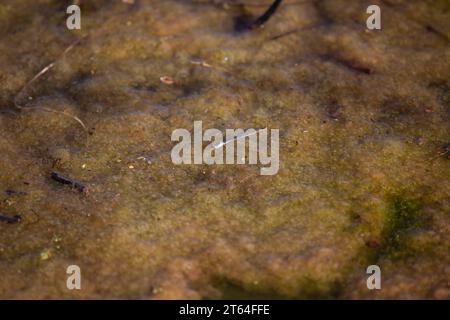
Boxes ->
[0,0,449,299]
[363,193,430,264]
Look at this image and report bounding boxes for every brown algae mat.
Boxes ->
[0,0,449,299]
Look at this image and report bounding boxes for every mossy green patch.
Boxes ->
[366,193,431,263]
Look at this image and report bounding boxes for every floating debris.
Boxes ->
[160,76,175,85]
[51,172,87,193]
[190,60,213,68]
[235,0,284,32]
[5,190,28,196]
[13,38,88,132]
[0,214,22,224]
[189,59,230,74]
[40,249,51,261]
[137,156,152,165]
[336,58,374,75]
[249,0,283,29]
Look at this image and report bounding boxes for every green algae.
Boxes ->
[383,195,427,255]
[364,193,431,264]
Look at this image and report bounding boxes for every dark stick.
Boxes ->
[322,54,374,75]
[51,172,87,193]
[236,0,284,32]
[0,214,22,224]
[5,190,28,196]
[338,59,374,75]
[251,0,284,29]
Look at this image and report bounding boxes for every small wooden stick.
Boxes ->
[51,171,87,193]
[0,214,22,224]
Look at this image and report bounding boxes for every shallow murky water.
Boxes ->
[0,0,449,299]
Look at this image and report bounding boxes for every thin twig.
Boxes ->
[268,23,328,40]
[14,38,87,131]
